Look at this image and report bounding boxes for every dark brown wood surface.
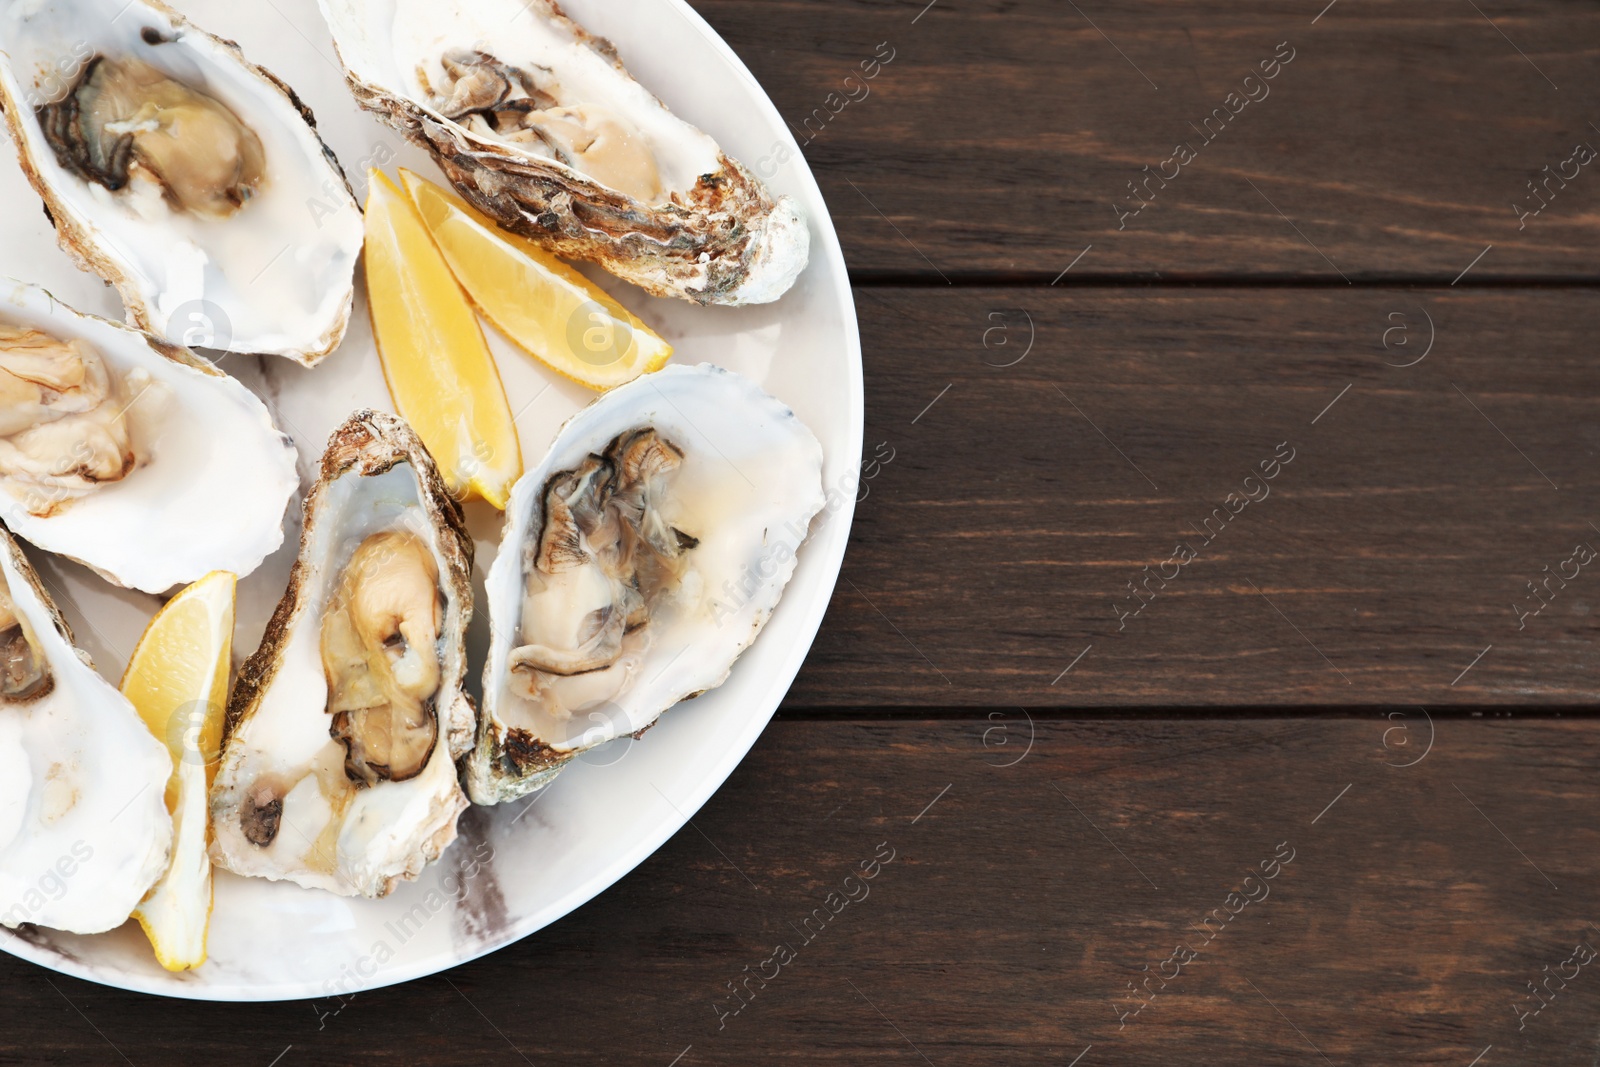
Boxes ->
[702,0,1600,280]
[4,1,1600,1065]
[6,718,1600,1065]
[792,285,1600,707]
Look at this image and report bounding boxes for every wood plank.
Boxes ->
[5,716,1598,1065]
[783,286,1600,707]
[693,0,1600,279]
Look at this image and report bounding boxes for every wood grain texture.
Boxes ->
[693,0,1600,280]
[783,286,1600,707]
[5,4,1600,1063]
[4,716,1597,1066]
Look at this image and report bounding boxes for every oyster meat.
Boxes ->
[210,411,474,898]
[468,364,824,804]
[39,55,266,218]
[0,320,133,513]
[0,0,364,364]
[0,525,172,935]
[0,280,299,594]
[319,0,809,305]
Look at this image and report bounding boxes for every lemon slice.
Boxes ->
[121,570,235,972]
[365,169,522,509]
[401,168,673,391]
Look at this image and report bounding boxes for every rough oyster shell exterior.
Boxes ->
[210,411,475,898]
[0,0,364,364]
[319,0,809,305]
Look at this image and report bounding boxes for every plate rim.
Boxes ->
[0,0,863,1001]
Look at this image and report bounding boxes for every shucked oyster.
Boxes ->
[0,280,297,594]
[322,530,444,787]
[319,0,809,305]
[0,0,364,364]
[468,364,824,804]
[0,525,173,935]
[506,429,698,694]
[210,412,474,898]
[38,55,266,220]
[0,322,134,514]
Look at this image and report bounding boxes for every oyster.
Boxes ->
[0,320,134,512]
[0,0,364,364]
[39,56,266,220]
[319,0,809,305]
[210,411,474,898]
[0,525,173,935]
[0,280,298,594]
[468,364,824,804]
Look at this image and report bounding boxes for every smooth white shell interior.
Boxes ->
[483,363,824,758]
[0,0,364,359]
[0,0,862,999]
[0,532,172,935]
[209,460,467,899]
[0,280,299,594]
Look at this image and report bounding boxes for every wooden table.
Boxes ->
[5,1,1600,1063]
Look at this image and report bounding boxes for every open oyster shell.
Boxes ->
[318,0,809,306]
[210,411,474,898]
[0,0,364,364]
[467,364,824,804]
[0,280,298,594]
[0,524,173,935]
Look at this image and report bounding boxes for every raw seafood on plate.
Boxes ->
[319,0,809,305]
[0,524,173,936]
[0,0,364,363]
[210,411,475,899]
[0,281,298,594]
[468,363,825,803]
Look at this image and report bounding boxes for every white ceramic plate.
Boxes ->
[0,0,860,999]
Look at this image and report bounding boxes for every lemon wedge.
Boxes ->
[121,570,235,972]
[365,169,522,509]
[400,168,673,391]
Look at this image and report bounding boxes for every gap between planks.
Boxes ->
[772,706,1592,721]
[848,271,1600,289]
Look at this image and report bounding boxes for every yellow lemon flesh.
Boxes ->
[122,570,235,972]
[365,168,522,509]
[400,168,673,392]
